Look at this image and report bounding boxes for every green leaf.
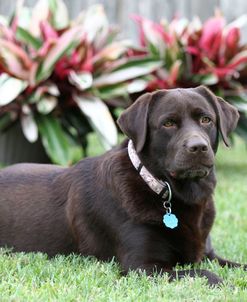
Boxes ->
[74,4,108,44]
[37,96,58,114]
[74,94,117,150]
[36,114,75,166]
[15,6,32,29]
[68,71,93,91]
[29,0,50,37]
[103,28,119,46]
[0,112,15,131]
[193,74,218,85]
[228,96,247,112]
[49,0,69,30]
[96,84,128,100]
[127,79,148,93]
[62,109,91,138]
[16,27,42,49]
[96,79,148,100]
[114,57,163,71]
[93,41,129,62]
[0,73,27,106]
[148,42,161,58]
[21,109,39,143]
[93,59,163,87]
[232,98,246,111]
[142,20,166,54]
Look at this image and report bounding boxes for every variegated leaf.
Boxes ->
[21,106,39,142]
[68,71,93,91]
[35,26,83,83]
[0,73,27,106]
[49,0,69,30]
[30,0,50,37]
[74,94,117,149]
[93,60,163,86]
[75,4,109,45]
[37,96,58,114]
[127,79,148,93]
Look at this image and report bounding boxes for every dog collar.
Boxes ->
[127,140,178,229]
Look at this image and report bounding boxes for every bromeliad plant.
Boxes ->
[133,12,247,142]
[0,0,162,165]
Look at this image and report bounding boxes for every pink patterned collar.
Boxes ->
[127,140,179,229]
[127,140,172,202]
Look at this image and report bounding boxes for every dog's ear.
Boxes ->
[215,96,240,146]
[117,92,153,152]
[195,85,239,147]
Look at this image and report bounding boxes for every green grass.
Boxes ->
[0,138,247,301]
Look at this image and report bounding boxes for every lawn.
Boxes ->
[0,137,246,302]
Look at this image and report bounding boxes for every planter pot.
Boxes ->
[0,122,50,165]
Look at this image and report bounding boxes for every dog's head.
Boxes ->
[117,86,239,182]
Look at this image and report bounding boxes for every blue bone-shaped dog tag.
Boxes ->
[163,213,178,229]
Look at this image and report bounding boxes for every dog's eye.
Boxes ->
[163,120,176,128]
[200,116,211,124]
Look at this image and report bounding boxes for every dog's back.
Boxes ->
[0,163,77,255]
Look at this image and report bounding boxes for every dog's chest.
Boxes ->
[174,226,205,264]
[168,205,208,264]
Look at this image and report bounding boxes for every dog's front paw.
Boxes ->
[198,269,223,287]
[170,269,223,287]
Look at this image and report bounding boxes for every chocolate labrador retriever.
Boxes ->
[0,86,245,285]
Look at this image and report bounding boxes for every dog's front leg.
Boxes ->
[205,235,247,270]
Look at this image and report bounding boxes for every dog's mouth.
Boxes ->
[169,166,212,180]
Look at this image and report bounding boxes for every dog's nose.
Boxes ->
[185,136,209,154]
